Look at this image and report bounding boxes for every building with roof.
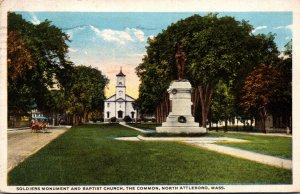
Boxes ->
[104,68,137,122]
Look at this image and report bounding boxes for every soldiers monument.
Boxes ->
[156,45,207,134]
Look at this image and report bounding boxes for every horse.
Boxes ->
[31,121,47,133]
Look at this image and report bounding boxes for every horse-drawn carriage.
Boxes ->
[31,116,48,133]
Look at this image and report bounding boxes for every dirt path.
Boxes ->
[8,127,70,172]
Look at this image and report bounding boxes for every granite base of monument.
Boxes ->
[156,80,207,134]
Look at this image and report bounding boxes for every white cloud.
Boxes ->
[149,35,155,40]
[30,12,40,25]
[89,25,146,45]
[103,29,133,44]
[68,48,78,53]
[286,24,292,31]
[251,26,267,33]
[131,28,145,42]
[274,26,284,29]
[285,36,290,40]
[65,25,87,40]
[273,24,292,31]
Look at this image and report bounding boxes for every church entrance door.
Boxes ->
[118,111,123,118]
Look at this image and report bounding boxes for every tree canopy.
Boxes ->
[8,12,109,126]
[241,40,292,131]
[136,13,279,127]
[65,65,109,124]
[8,12,72,115]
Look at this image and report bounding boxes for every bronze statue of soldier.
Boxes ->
[175,45,186,81]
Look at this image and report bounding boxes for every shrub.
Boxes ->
[110,117,117,123]
[124,115,132,123]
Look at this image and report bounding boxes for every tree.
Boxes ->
[65,66,109,125]
[8,12,73,116]
[241,64,285,132]
[136,14,278,127]
[43,90,66,125]
[7,31,36,115]
[269,40,292,131]
[210,81,235,131]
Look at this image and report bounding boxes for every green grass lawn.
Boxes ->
[131,123,291,159]
[209,132,292,159]
[133,123,292,159]
[8,124,291,185]
[128,123,160,130]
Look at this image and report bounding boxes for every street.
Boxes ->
[8,127,70,172]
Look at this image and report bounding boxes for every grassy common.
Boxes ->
[210,132,292,159]
[128,123,160,130]
[132,123,292,159]
[8,124,292,185]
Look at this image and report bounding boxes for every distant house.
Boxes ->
[104,68,137,122]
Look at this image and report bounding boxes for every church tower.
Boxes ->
[104,67,136,122]
[116,67,126,100]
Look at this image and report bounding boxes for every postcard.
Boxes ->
[0,0,299,193]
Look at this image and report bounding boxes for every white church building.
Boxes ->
[104,68,137,122]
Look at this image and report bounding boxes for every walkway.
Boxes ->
[116,124,292,170]
[119,122,154,133]
[217,131,292,137]
[8,126,71,172]
[186,142,292,170]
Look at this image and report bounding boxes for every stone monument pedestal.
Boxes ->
[156,80,207,134]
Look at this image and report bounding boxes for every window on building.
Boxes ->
[107,103,110,108]
[118,111,123,118]
[107,112,110,118]
[119,91,123,96]
[131,111,135,118]
[119,82,122,85]
[119,102,122,108]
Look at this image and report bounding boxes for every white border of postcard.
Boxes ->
[0,0,300,192]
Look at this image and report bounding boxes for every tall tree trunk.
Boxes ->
[198,85,214,128]
[192,88,201,122]
[155,107,158,123]
[161,102,164,122]
[258,106,267,133]
[158,103,161,124]
[84,111,89,123]
[72,114,76,126]
[156,105,161,124]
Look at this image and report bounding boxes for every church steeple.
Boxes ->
[116,67,126,77]
[116,67,126,99]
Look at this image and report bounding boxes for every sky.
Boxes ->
[18,12,292,99]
